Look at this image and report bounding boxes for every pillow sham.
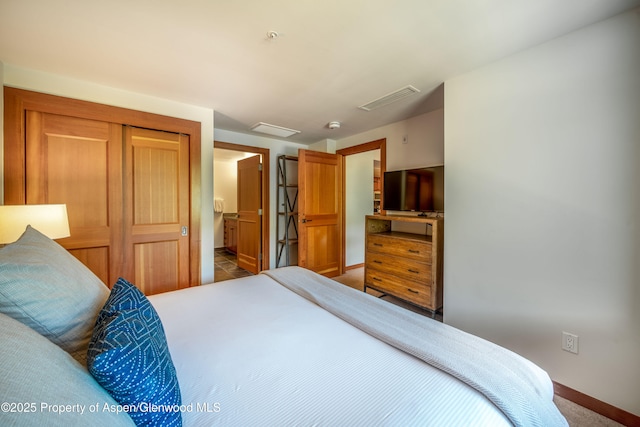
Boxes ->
[0,312,135,426]
[87,278,182,427]
[0,225,109,363]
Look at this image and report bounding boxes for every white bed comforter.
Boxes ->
[149,267,566,427]
[264,267,567,427]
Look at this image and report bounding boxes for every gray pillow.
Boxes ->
[0,312,135,426]
[0,225,109,363]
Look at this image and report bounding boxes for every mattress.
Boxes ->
[149,272,537,426]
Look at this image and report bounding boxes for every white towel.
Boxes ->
[214,198,224,213]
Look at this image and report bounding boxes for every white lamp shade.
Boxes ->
[0,204,70,244]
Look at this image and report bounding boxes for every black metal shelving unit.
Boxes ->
[276,155,299,267]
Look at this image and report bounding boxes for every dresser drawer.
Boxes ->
[366,252,430,282]
[367,233,431,264]
[366,269,431,308]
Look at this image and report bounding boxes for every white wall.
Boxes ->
[1,65,216,283]
[213,129,308,269]
[345,150,379,266]
[337,109,445,261]
[444,9,640,415]
[337,109,444,171]
[309,138,336,154]
[213,157,239,249]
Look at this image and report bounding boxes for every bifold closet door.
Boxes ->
[123,127,191,295]
[25,111,123,286]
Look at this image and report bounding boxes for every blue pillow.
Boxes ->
[88,278,182,426]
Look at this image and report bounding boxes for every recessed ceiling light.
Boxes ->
[251,122,301,138]
[328,121,341,129]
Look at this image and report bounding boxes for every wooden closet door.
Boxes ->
[123,127,190,295]
[25,112,123,286]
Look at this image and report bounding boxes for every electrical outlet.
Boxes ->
[562,332,579,354]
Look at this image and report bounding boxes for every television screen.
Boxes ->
[383,166,444,213]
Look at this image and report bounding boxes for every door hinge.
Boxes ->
[258,209,263,216]
[181,226,188,236]
[258,163,263,172]
[259,253,263,261]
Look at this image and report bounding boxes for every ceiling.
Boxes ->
[1,0,638,145]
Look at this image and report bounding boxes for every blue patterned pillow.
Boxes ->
[88,278,182,426]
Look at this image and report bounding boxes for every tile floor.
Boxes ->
[213,248,254,282]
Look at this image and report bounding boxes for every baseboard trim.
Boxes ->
[553,381,639,426]
[344,263,364,271]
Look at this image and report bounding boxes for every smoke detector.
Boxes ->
[328,121,341,129]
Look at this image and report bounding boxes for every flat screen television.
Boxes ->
[382,166,444,213]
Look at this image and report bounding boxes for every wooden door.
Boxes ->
[25,111,123,286]
[236,155,262,274]
[4,88,202,292]
[298,149,343,277]
[123,127,191,294]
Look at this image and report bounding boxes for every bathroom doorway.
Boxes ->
[213,141,270,281]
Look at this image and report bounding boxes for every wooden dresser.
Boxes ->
[364,215,443,313]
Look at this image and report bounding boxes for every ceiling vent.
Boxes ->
[251,122,301,138]
[358,85,420,111]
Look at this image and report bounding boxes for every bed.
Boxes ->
[0,226,568,426]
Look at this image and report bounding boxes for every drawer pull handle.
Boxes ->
[374,243,383,247]
[408,269,419,274]
[372,277,382,282]
[373,260,382,264]
[407,288,419,294]
[408,249,420,254]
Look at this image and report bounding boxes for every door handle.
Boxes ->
[301,219,313,223]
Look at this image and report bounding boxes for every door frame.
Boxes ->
[214,140,270,272]
[336,138,386,271]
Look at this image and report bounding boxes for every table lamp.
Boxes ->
[0,204,70,244]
